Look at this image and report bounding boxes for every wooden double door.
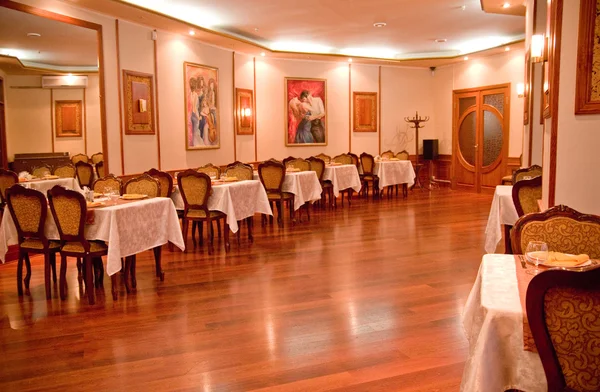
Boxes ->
[452,84,510,193]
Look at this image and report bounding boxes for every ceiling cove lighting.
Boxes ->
[348,58,353,62]
[189,30,195,36]
[340,47,398,59]
[464,56,469,61]
[260,52,266,57]
[270,41,332,54]
[503,2,511,8]
[505,47,510,51]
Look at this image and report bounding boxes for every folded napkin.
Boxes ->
[286,167,300,172]
[86,201,105,208]
[389,158,400,161]
[122,193,146,200]
[223,176,238,182]
[43,175,59,179]
[545,251,589,266]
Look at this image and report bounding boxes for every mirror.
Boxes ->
[0,3,106,172]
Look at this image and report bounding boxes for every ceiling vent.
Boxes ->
[41,75,88,89]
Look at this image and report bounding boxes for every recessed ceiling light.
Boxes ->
[505,46,510,51]
[435,39,447,43]
[27,32,41,38]
[254,28,259,32]
[461,5,466,10]
[373,22,387,28]
[348,58,353,62]
[503,2,510,8]
[260,52,265,57]
[464,56,469,61]
[189,30,195,36]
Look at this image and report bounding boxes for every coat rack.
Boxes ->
[404,111,429,165]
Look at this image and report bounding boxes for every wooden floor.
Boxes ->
[0,188,494,391]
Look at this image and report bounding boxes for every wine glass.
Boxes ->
[526,241,548,275]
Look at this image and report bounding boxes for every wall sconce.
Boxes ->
[531,34,545,62]
[242,107,252,117]
[517,83,525,98]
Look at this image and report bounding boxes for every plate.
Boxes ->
[86,201,105,208]
[286,167,300,172]
[121,194,147,200]
[44,175,60,179]
[223,177,238,182]
[526,252,594,268]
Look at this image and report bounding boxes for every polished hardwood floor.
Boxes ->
[0,188,494,391]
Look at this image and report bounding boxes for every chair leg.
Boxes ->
[247,216,254,242]
[224,220,230,252]
[217,221,222,239]
[44,253,51,300]
[207,220,214,255]
[290,197,295,225]
[131,255,137,288]
[153,246,164,281]
[93,257,104,288]
[111,274,118,301]
[348,190,352,206]
[23,253,32,295]
[76,258,82,280]
[123,256,132,293]
[191,221,197,248]
[59,254,68,300]
[17,252,24,296]
[50,253,58,283]
[237,221,241,246]
[182,219,189,252]
[276,201,283,227]
[84,256,95,305]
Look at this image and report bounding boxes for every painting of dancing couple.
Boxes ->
[184,62,220,150]
[285,77,327,146]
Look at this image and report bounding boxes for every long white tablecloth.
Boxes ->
[374,161,415,190]
[281,171,322,210]
[171,180,272,233]
[322,164,362,197]
[0,197,185,276]
[20,177,83,195]
[484,185,519,253]
[461,254,546,392]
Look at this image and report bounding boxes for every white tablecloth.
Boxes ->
[484,186,519,253]
[171,180,272,233]
[322,164,362,197]
[282,171,322,210]
[0,197,185,276]
[20,178,83,195]
[461,254,546,392]
[374,161,416,190]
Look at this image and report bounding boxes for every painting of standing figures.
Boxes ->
[285,77,327,146]
[184,62,220,149]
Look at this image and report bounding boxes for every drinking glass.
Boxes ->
[526,241,548,275]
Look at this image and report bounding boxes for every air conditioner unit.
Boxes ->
[42,75,88,88]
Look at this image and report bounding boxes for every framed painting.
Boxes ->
[285,77,327,146]
[235,88,254,135]
[575,0,600,114]
[184,62,219,150]
[123,70,155,135]
[55,100,82,137]
[353,92,377,132]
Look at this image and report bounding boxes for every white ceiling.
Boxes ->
[0,5,97,72]
[119,0,525,60]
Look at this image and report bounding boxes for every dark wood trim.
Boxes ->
[378,66,382,155]
[116,19,125,175]
[348,63,352,152]
[0,0,102,30]
[528,65,536,166]
[575,0,600,114]
[83,87,88,156]
[253,57,257,162]
[453,83,510,94]
[0,75,6,169]
[97,18,109,176]
[548,0,563,208]
[232,52,237,161]
[153,33,162,169]
[50,89,55,152]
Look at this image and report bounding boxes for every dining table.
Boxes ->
[322,164,362,197]
[19,177,84,195]
[253,170,322,211]
[0,197,185,277]
[484,185,518,253]
[461,253,546,392]
[374,160,416,190]
[171,179,272,232]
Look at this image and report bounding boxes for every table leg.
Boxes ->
[153,246,165,281]
[503,225,513,254]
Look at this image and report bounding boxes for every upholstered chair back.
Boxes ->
[71,153,89,165]
[54,164,76,178]
[6,186,45,236]
[315,153,331,163]
[90,152,103,165]
[93,175,122,195]
[0,169,18,205]
[512,175,542,217]
[332,154,353,165]
[124,174,161,198]
[258,160,285,192]
[285,158,311,172]
[95,161,105,178]
[396,150,409,160]
[32,166,51,178]
[381,150,395,159]
[307,157,325,181]
[197,163,221,179]
[75,161,94,188]
[225,162,253,180]
[360,153,375,174]
[178,170,211,216]
[145,168,173,197]
[47,186,84,238]
[513,164,542,184]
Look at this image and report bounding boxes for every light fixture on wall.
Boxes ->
[242,108,252,117]
[531,34,545,62]
[517,83,525,98]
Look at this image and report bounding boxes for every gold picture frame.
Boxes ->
[123,70,155,135]
[55,100,82,138]
[353,92,377,132]
[184,62,220,150]
[235,88,254,135]
[575,0,600,114]
[285,77,327,146]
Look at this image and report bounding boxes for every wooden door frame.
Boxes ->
[0,76,7,169]
[452,83,511,192]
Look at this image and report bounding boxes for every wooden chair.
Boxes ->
[32,165,51,178]
[53,164,76,178]
[258,159,295,227]
[93,175,122,195]
[6,186,60,299]
[95,161,105,179]
[123,174,161,198]
[75,161,94,189]
[512,164,542,184]
[348,152,360,170]
[197,163,221,179]
[282,156,298,168]
[511,205,600,259]
[71,153,89,165]
[285,158,311,171]
[315,153,331,164]
[145,168,173,197]
[395,150,409,160]
[177,170,229,254]
[331,154,354,206]
[526,266,600,392]
[225,161,253,180]
[307,156,334,209]
[0,169,18,210]
[359,153,379,200]
[47,186,111,304]
[90,152,103,165]
[512,175,542,217]
[381,150,395,159]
